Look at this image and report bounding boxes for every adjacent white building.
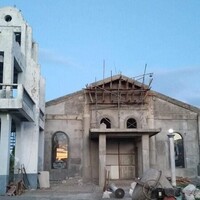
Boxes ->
[0,7,45,194]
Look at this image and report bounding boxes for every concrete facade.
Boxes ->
[44,74,200,186]
[0,7,45,194]
[2,5,199,196]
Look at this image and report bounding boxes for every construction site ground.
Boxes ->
[0,179,133,200]
[1,176,200,200]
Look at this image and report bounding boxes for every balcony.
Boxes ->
[0,84,35,121]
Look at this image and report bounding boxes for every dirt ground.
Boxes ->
[1,178,133,200]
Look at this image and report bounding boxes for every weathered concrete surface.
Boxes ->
[45,74,200,184]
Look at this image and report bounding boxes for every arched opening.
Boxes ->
[100,118,111,129]
[52,132,69,169]
[174,132,185,168]
[127,118,137,128]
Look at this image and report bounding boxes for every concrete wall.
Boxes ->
[44,92,84,180]
[153,97,199,177]
[90,104,148,129]
[45,89,200,183]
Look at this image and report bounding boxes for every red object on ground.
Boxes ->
[163,196,176,200]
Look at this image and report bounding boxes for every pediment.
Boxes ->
[85,74,150,104]
[86,74,149,90]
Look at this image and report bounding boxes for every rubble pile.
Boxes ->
[182,184,200,200]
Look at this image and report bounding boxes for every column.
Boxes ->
[0,114,12,195]
[14,123,22,173]
[38,131,44,171]
[2,30,14,98]
[82,104,91,180]
[168,132,176,187]
[148,97,157,168]
[99,134,106,187]
[150,136,156,168]
[142,134,150,173]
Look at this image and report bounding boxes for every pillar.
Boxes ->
[99,134,106,187]
[38,131,44,171]
[142,134,150,173]
[168,132,176,187]
[0,114,12,195]
[148,96,157,168]
[150,136,156,168]
[14,122,39,189]
[82,104,91,179]
[2,30,14,98]
[14,123,22,171]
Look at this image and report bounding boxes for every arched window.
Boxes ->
[100,118,111,129]
[174,133,184,168]
[127,118,137,128]
[52,132,69,169]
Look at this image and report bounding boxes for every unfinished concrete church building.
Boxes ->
[45,74,200,187]
[0,7,45,194]
[0,5,200,195]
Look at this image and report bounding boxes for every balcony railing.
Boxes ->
[0,84,20,98]
[0,83,35,121]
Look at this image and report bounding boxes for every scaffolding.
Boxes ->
[85,73,153,128]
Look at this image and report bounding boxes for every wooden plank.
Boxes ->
[7,185,16,196]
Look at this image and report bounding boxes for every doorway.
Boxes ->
[106,138,136,179]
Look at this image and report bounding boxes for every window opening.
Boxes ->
[174,133,184,168]
[14,32,21,45]
[52,132,69,169]
[100,118,111,129]
[13,59,19,84]
[0,52,4,89]
[127,118,137,128]
[5,15,12,22]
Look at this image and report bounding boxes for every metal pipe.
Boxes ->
[109,183,125,199]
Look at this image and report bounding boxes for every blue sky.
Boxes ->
[0,1,200,107]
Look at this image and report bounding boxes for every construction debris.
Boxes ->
[132,168,173,200]
[6,180,26,196]
[109,183,125,199]
[167,176,191,186]
[6,183,16,196]
[181,183,200,200]
[6,164,29,196]
[129,181,137,197]
[102,190,112,198]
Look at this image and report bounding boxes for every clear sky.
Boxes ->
[0,0,200,107]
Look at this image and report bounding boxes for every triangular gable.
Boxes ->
[85,74,150,104]
[87,74,150,90]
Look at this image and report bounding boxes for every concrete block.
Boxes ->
[38,171,50,188]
